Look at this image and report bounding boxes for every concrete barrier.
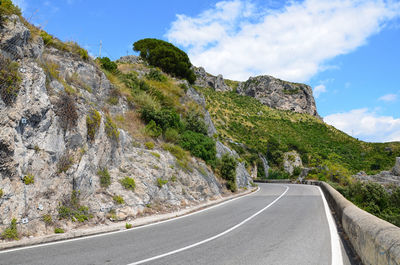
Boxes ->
[318,181,400,265]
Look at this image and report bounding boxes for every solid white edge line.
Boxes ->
[318,186,343,265]
[127,185,290,265]
[0,187,261,254]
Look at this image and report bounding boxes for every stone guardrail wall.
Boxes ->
[304,180,400,265]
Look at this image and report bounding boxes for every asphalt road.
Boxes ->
[0,184,352,265]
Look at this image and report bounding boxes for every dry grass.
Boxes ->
[114,111,148,141]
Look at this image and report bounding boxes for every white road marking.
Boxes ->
[0,187,260,254]
[318,186,344,265]
[127,185,290,265]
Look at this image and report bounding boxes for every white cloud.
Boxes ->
[324,108,400,142]
[313,84,326,98]
[378,93,397,102]
[167,0,400,82]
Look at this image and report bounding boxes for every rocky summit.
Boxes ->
[237,75,320,117]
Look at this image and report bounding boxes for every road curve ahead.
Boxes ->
[0,184,352,265]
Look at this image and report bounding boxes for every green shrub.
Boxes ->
[1,218,18,240]
[144,120,162,137]
[40,31,53,45]
[42,214,53,226]
[86,109,101,141]
[54,227,65,234]
[268,169,290,180]
[171,175,177,182]
[98,57,118,72]
[120,177,136,191]
[184,110,207,135]
[133,38,196,84]
[292,166,302,177]
[125,223,133,229]
[0,188,3,198]
[179,131,216,166]
[113,195,124,204]
[157,178,168,188]
[219,154,237,192]
[97,168,111,188]
[23,174,35,185]
[0,56,21,106]
[164,128,179,143]
[58,191,93,222]
[105,115,120,142]
[145,141,155,149]
[57,152,74,173]
[146,69,167,82]
[140,107,182,132]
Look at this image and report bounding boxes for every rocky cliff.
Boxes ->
[194,67,320,118]
[0,15,251,239]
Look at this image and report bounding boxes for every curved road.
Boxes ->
[0,184,352,265]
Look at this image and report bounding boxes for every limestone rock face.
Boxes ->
[237,75,320,117]
[193,67,231,92]
[0,16,228,238]
[283,151,303,175]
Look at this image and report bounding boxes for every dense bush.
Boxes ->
[144,120,162,137]
[1,218,18,240]
[98,57,118,72]
[133,38,196,84]
[0,56,21,105]
[164,128,179,142]
[219,154,237,192]
[268,169,290,180]
[140,106,182,132]
[179,131,216,166]
[184,110,208,135]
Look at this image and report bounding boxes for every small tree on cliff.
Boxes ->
[133,38,196,84]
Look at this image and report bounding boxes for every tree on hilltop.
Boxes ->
[133,38,196,84]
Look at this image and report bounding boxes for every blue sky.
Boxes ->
[16,0,400,143]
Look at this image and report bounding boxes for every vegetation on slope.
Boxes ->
[201,87,400,177]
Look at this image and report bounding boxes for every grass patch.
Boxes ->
[23,174,34,185]
[97,168,111,188]
[105,115,120,142]
[86,109,101,142]
[58,190,92,222]
[145,141,155,150]
[157,178,168,188]
[57,152,74,173]
[0,56,21,106]
[54,227,65,234]
[1,218,18,240]
[125,223,133,229]
[113,195,124,205]
[151,152,160,159]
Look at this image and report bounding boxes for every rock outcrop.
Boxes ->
[354,158,400,187]
[193,67,231,92]
[0,15,235,238]
[393,157,400,176]
[283,151,303,175]
[237,75,319,117]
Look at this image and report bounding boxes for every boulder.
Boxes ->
[393,157,400,176]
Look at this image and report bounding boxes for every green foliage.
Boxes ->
[268,169,290,180]
[0,56,21,105]
[151,152,160,158]
[23,174,34,185]
[164,128,179,143]
[126,223,133,229]
[58,190,92,222]
[256,158,266,179]
[179,131,216,166]
[57,152,74,173]
[54,227,65,234]
[97,168,111,188]
[157,177,168,188]
[98,57,118,72]
[146,69,167,82]
[86,109,101,141]
[201,87,400,175]
[0,0,21,16]
[1,218,18,240]
[336,181,400,227]
[145,120,162,137]
[219,154,238,192]
[140,107,182,132]
[145,141,155,149]
[292,166,302,177]
[105,115,120,142]
[113,195,124,204]
[184,110,208,135]
[120,177,136,191]
[42,214,53,226]
[0,188,3,198]
[133,38,196,84]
